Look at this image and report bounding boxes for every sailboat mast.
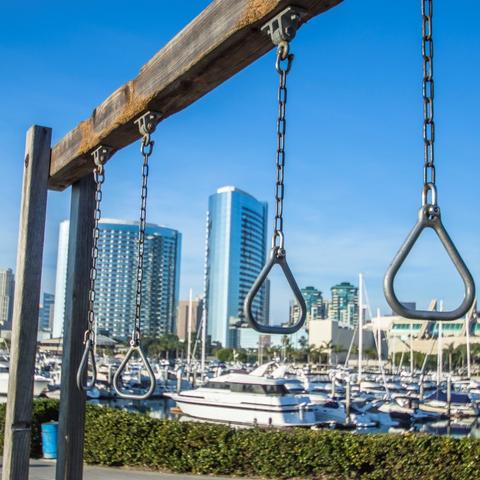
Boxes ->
[466,301,475,378]
[358,272,364,385]
[437,300,443,386]
[410,320,414,375]
[187,288,193,366]
[376,307,382,365]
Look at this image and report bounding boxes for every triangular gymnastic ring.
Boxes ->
[76,338,97,392]
[384,206,475,321]
[113,343,156,400]
[244,249,307,334]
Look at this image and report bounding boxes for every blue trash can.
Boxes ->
[41,421,58,459]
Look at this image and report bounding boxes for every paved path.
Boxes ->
[12,460,255,480]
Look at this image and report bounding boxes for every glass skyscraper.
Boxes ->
[205,186,269,348]
[38,293,55,333]
[0,268,15,329]
[53,219,181,339]
[329,281,358,328]
[290,286,327,327]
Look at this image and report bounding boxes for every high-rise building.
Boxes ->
[176,296,203,342]
[53,219,181,340]
[290,286,327,327]
[205,186,269,348]
[329,281,358,328]
[38,293,55,333]
[0,268,15,329]
[53,221,70,338]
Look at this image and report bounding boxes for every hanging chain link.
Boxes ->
[85,164,104,343]
[421,0,436,206]
[131,133,153,346]
[272,40,294,255]
[84,146,112,345]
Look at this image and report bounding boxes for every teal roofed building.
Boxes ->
[329,282,358,328]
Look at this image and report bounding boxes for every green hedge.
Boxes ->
[2,399,480,479]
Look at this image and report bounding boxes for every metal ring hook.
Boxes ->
[271,231,285,252]
[275,50,294,74]
[140,137,154,157]
[112,343,156,400]
[422,182,437,207]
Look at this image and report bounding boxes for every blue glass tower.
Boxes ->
[53,219,181,339]
[206,187,268,348]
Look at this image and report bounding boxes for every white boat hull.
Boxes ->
[170,394,317,427]
[0,373,49,397]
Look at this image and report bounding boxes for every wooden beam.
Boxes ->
[2,126,51,479]
[56,175,95,480]
[49,0,342,190]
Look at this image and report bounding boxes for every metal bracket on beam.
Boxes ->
[134,111,162,136]
[261,6,307,45]
[91,145,114,168]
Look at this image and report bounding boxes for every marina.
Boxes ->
[10,347,480,439]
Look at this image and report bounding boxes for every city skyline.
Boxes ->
[1,2,479,319]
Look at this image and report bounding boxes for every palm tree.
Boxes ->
[445,343,455,373]
[305,345,316,364]
[298,335,308,350]
[331,345,347,366]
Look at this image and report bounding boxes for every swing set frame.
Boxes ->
[1,1,342,479]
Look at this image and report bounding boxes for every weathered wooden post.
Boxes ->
[2,126,51,479]
[56,174,95,480]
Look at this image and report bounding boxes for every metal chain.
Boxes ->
[272,40,293,255]
[422,0,436,205]
[84,158,105,344]
[132,133,153,346]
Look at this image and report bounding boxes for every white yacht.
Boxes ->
[167,372,319,427]
[0,361,50,397]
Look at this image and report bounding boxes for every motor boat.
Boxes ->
[420,390,478,418]
[377,396,443,424]
[166,372,320,428]
[0,361,50,397]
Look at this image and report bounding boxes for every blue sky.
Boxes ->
[1,1,479,322]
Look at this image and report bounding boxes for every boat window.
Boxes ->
[323,400,339,409]
[230,383,266,394]
[204,381,230,390]
[263,384,288,395]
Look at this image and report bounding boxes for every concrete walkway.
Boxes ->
[9,460,255,480]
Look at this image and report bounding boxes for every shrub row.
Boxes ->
[2,399,480,479]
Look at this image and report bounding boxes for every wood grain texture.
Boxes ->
[2,126,51,479]
[56,175,95,480]
[49,0,342,190]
